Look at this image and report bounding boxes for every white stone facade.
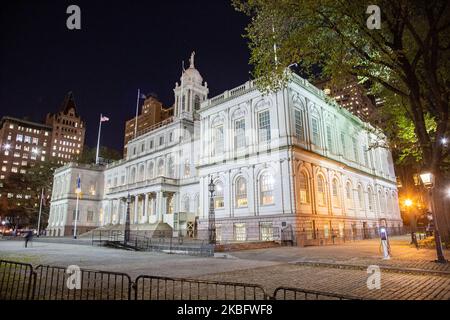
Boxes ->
[48,56,402,242]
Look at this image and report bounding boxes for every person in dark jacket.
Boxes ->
[24,230,33,248]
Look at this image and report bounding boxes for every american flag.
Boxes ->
[100,115,109,122]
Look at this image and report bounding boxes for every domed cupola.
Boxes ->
[173,51,209,117]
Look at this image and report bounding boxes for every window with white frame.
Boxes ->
[367,187,374,211]
[331,178,340,208]
[299,171,310,204]
[294,109,305,142]
[147,162,154,179]
[157,159,164,176]
[167,157,175,177]
[326,124,334,154]
[311,118,320,146]
[234,118,246,150]
[352,137,359,163]
[260,172,275,205]
[346,181,353,209]
[213,125,224,155]
[235,176,248,208]
[183,196,190,212]
[317,175,326,206]
[258,110,271,143]
[363,145,369,167]
[260,222,273,241]
[214,181,224,209]
[234,223,246,241]
[358,185,364,209]
[340,132,348,157]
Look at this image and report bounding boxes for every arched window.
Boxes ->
[367,187,374,211]
[147,162,154,179]
[298,171,310,204]
[183,196,190,212]
[157,159,164,176]
[332,178,340,208]
[167,157,175,178]
[260,172,275,205]
[357,184,364,209]
[378,190,385,214]
[214,181,224,209]
[346,181,353,209]
[138,165,145,181]
[235,176,248,208]
[317,174,326,206]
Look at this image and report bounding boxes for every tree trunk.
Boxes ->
[433,172,450,244]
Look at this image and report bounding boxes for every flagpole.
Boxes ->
[95,114,102,165]
[74,175,81,239]
[37,187,44,237]
[74,192,79,239]
[134,89,140,138]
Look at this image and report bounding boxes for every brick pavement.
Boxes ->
[197,264,450,300]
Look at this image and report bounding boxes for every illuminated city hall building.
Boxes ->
[47,53,402,243]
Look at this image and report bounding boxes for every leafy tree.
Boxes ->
[79,145,122,164]
[234,0,450,240]
[0,161,59,230]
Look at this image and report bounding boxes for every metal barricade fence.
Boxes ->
[273,287,361,300]
[1,259,364,301]
[134,275,269,300]
[0,260,35,300]
[33,265,132,300]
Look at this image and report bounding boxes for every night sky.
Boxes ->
[0,0,251,151]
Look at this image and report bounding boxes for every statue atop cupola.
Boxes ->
[174,51,209,117]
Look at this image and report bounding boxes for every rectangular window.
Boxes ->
[326,125,334,153]
[32,137,39,145]
[340,133,346,158]
[24,136,31,143]
[294,109,305,142]
[363,145,369,167]
[305,221,315,240]
[258,110,271,143]
[16,134,23,142]
[159,136,164,146]
[87,210,94,222]
[149,140,154,149]
[311,118,320,146]
[260,222,273,241]
[234,119,246,149]
[352,137,359,163]
[234,223,246,241]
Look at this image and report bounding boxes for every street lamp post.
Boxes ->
[404,199,417,247]
[208,178,216,245]
[419,172,447,263]
[124,194,131,245]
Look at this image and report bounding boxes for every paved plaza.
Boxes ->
[0,236,449,299]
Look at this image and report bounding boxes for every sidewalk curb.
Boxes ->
[292,261,450,277]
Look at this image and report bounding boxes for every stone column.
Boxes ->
[144,193,149,222]
[134,195,139,224]
[156,191,163,223]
